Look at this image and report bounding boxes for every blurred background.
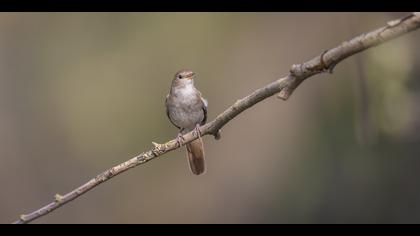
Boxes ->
[1,12,420,224]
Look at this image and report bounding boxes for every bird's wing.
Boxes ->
[165,94,181,129]
[200,96,208,125]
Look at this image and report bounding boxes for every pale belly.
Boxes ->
[168,104,204,131]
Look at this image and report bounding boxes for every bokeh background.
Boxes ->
[1,12,420,224]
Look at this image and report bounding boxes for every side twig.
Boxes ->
[13,12,420,224]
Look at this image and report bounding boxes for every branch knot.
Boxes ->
[54,194,63,203]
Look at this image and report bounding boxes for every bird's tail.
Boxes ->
[186,138,205,175]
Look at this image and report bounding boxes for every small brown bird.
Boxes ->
[165,70,207,175]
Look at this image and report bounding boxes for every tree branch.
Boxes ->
[13,12,420,224]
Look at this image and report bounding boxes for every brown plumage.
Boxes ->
[185,139,205,175]
[165,70,207,175]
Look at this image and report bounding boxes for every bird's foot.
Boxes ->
[194,124,202,138]
[176,133,186,147]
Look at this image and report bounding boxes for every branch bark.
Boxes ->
[13,12,420,224]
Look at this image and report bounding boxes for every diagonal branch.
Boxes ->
[13,12,420,224]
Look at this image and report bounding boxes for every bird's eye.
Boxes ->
[177,75,182,79]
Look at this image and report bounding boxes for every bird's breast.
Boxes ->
[167,86,204,130]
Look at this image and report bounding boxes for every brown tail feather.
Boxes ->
[186,138,205,175]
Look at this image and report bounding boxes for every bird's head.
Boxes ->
[172,69,196,87]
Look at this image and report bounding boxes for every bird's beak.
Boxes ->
[187,73,195,80]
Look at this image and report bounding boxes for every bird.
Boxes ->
[165,69,208,175]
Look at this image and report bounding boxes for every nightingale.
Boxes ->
[165,70,208,175]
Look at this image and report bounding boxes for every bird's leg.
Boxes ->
[194,124,203,142]
[176,128,186,147]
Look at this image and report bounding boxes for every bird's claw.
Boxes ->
[194,124,202,138]
[176,133,186,147]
